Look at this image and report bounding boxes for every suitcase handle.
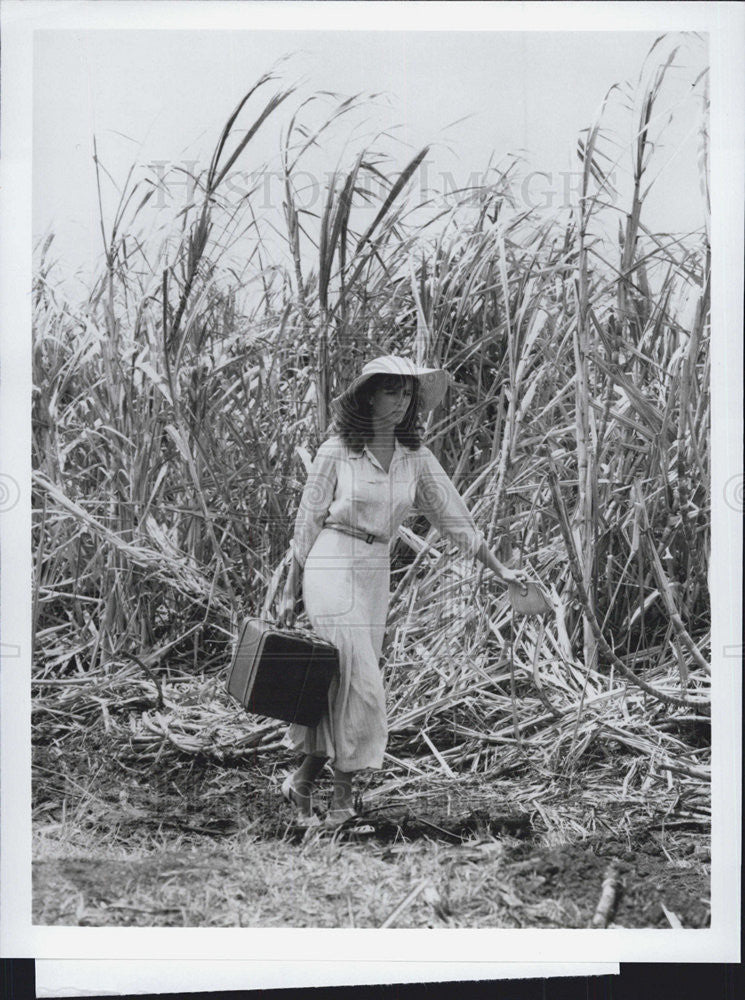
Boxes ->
[249,615,326,644]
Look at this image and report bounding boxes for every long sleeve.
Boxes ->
[289,439,339,569]
[414,446,486,558]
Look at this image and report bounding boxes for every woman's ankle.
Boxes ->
[289,774,315,815]
[330,789,354,811]
[331,768,354,811]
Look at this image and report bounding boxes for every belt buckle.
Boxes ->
[364,533,375,544]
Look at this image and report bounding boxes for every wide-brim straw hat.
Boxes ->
[331,355,451,415]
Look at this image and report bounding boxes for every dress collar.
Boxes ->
[350,437,407,471]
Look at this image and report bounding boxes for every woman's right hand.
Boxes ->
[276,552,301,628]
[276,585,297,629]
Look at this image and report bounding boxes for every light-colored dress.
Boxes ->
[284,433,485,771]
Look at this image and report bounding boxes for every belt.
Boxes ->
[324,522,386,545]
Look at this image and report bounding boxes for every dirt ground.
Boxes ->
[33,750,711,929]
[34,834,710,929]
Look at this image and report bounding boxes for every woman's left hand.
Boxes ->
[499,566,530,591]
[477,540,531,593]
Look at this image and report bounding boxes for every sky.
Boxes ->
[33,28,708,293]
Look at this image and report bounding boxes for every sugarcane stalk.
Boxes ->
[633,482,711,675]
[545,452,693,708]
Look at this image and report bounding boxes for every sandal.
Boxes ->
[323,806,374,834]
[281,774,321,829]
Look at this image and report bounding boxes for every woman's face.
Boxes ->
[368,376,414,426]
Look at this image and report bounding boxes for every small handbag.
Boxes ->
[226,617,339,727]
[508,580,553,616]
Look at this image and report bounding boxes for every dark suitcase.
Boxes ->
[226,618,338,727]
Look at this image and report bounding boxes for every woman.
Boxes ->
[276,355,528,828]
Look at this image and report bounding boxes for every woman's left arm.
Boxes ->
[415,447,527,586]
[473,537,526,586]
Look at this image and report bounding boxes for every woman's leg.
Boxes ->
[290,754,327,815]
[331,768,355,810]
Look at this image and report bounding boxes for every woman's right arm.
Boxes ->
[276,440,338,627]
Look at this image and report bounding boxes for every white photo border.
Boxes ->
[1,0,741,967]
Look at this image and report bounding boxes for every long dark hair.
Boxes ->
[332,373,423,453]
